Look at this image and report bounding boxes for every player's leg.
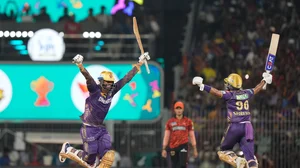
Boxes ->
[59,142,97,168]
[97,133,115,168]
[169,149,179,168]
[239,137,258,168]
[178,144,188,168]
[217,124,246,168]
[59,125,99,167]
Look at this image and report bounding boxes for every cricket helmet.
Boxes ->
[98,71,115,82]
[224,73,242,89]
[98,71,115,91]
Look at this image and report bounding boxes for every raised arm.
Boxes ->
[73,55,98,93]
[254,72,273,94]
[253,80,266,95]
[112,52,150,95]
[192,77,223,98]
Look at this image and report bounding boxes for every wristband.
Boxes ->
[204,85,211,93]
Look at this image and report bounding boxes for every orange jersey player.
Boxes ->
[162,101,198,168]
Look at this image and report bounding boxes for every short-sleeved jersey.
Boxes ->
[221,89,255,123]
[165,117,194,149]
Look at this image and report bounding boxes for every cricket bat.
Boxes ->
[263,33,280,89]
[133,17,150,74]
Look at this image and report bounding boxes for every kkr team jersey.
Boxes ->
[80,66,138,126]
[165,117,194,149]
[221,89,255,123]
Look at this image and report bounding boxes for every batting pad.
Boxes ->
[98,150,115,168]
[217,151,237,167]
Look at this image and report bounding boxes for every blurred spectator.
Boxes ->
[34,7,51,22]
[84,8,97,22]
[21,4,34,22]
[6,10,17,21]
[152,151,167,168]
[0,147,10,166]
[119,153,132,168]
[9,150,20,166]
[58,7,71,22]
[148,15,160,36]
[64,14,82,34]
[19,151,29,166]
[112,143,121,168]
[96,6,112,29]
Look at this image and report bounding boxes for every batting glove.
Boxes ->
[262,72,272,84]
[192,76,205,91]
[139,52,150,63]
[72,54,84,65]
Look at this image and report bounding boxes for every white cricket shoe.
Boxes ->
[59,142,71,163]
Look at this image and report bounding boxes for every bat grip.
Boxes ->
[144,60,150,74]
[262,71,270,90]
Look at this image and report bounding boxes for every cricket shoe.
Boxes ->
[59,142,71,163]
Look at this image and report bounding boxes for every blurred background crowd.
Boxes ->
[0,0,299,167]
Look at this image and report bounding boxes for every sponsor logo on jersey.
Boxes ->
[98,97,112,104]
[236,94,249,100]
[171,122,177,126]
[172,126,186,131]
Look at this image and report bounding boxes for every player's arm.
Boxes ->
[73,54,98,93]
[162,121,171,158]
[192,77,223,98]
[189,130,197,150]
[162,130,170,151]
[112,52,150,95]
[253,72,273,95]
[188,121,198,158]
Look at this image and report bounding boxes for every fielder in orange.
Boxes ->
[162,101,198,168]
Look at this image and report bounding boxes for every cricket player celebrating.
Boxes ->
[192,73,272,168]
[162,101,198,168]
[59,52,150,168]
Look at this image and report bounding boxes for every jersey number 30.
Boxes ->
[236,100,249,110]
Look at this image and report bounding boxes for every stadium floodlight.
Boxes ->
[0,31,3,37]
[89,32,95,38]
[4,31,10,37]
[22,31,28,38]
[28,31,34,37]
[16,31,22,38]
[83,32,89,38]
[10,31,16,38]
[95,32,101,38]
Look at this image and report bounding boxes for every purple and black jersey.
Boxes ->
[221,89,254,123]
[79,66,139,126]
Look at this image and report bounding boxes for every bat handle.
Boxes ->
[144,60,150,74]
[262,82,267,90]
[262,71,270,90]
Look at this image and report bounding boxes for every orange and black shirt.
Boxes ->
[165,117,194,149]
